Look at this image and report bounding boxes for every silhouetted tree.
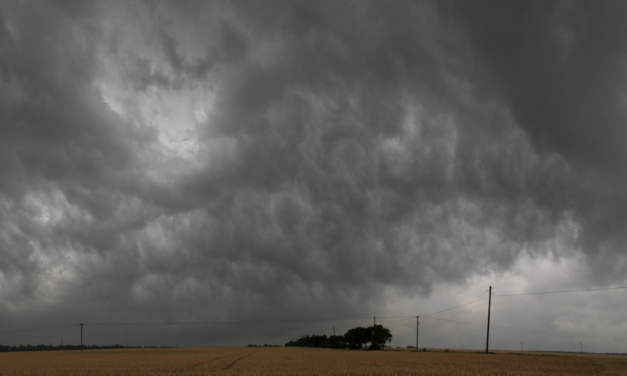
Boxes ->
[285,334,329,348]
[285,325,392,350]
[344,327,368,349]
[369,325,392,350]
[326,335,346,349]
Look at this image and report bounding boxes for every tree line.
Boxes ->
[285,324,392,350]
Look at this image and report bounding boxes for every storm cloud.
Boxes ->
[1,0,626,350]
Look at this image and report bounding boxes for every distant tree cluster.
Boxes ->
[246,344,281,347]
[0,344,174,352]
[285,325,392,350]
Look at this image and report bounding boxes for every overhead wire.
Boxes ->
[494,286,627,297]
[86,317,375,326]
[416,285,627,318]
[87,316,421,326]
[420,297,488,317]
[0,324,76,334]
[2,286,625,341]
[421,316,627,345]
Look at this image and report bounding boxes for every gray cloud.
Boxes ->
[442,0,627,277]
[0,0,626,349]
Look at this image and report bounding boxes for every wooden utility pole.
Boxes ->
[416,316,419,351]
[333,327,336,336]
[80,323,84,353]
[486,286,492,354]
[374,316,376,326]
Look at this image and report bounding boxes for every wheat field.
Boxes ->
[0,347,625,375]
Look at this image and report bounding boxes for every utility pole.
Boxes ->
[521,342,523,352]
[374,316,376,326]
[486,286,493,354]
[80,323,84,353]
[333,327,336,336]
[580,342,583,354]
[416,316,419,351]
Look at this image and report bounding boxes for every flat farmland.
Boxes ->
[1,347,626,375]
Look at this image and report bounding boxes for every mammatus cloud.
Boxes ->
[0,0,625,348]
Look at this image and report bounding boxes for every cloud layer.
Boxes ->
[1,0,626,348]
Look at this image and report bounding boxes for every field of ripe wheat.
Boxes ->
[0,347,626,375]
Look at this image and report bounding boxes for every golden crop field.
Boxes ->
[0,347,626,375]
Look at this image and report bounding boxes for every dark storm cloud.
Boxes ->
[444,0,627,167]
[442,0,627,277]
[0,0,625,347]
[183,0,583,287]
[0,0,161,309]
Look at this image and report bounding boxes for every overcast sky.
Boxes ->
[1,0,627,353]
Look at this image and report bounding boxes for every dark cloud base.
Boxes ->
[1,0,626,347]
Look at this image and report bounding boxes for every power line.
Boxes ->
[86,315,422,326]
[86,317,374,326]
[420,297,488,317]
[416,285,627,319]
[1,317,411,334]
[380,317,416,323]
[422,316,627,345]
[422,315,487,328]
[494,286,627,297]
[0,318,371,335]
[0,324,76,334]
[2,286,625,339]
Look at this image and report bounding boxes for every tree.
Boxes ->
[285,334,329,348]
[326,335,345,349]
[284,324,392,350]
[344,327,368,349]
[369,325,392,350]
